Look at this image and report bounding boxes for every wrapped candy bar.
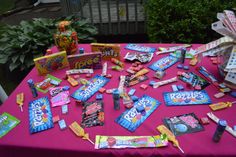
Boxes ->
[95,135,168,149]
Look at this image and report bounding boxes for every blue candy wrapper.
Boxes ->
[71,75,109,102]
[149,55,179,71]
[163,90,211,106]
[28,97,54,134]
[115,95,161,132]
[125,44,156,53]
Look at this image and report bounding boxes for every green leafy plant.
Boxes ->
[0,16,97,72]
[145,0,236,43]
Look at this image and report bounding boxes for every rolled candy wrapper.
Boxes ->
[101,62,107,76]
[111,58,124,67]
[95,135,168,149]
[153,77,177,88]
[66,69,94,75]
[130,68,149,80]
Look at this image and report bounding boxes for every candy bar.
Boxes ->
[214,92,225,98]
[95,135,168,149]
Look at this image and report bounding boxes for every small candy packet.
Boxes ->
[95,135,168,149]
[149,55,179,71]
[163,90,212,106]
[115,95,161,132]
[125,44,156,53]
[0,112,20,138]
[81,100,104,128]
[125,75,148,87]
[124,52,154,63]
[163,113,204,136]
[51,91,70,107]
[178,72,210,89]
[71,75,110,102]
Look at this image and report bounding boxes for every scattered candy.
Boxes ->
[130,68,149,80]
[58,119,67,130]
[183,65,189,70]
[128,88,136,96]
[149,80,156,86]
[154,70,165,79]
[209,101,235,111]
[230,91,236,98]
[136,105,145,112]
[111,65,123,71]
[124,103,134,109]
[140,84,148,90]
[200,117,210,125]
[106,88,116,94]
[171,85,178,92]
[99,88,106,93]
[111,58,124,67]
[69,121,94,145]
[67,76,78,87]
[220,88,231,93]
[86,73,92,78]
[177,64,183,69]
[16,93,24,112]
[214,92,225,98]
[79,48,84,54]
[131,95,139,102]
[96,94,103,100]
[219,83,227,89]
[53,115,60,123]
[62,105,68,114]
[75,100,83,105]
[177,85,184,90]
[126,68,136,74]
[105,74,112,78]
[233,125,236,131]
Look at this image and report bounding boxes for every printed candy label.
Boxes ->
[149,55,179,71]
[163,113,204,136]
[163,90,211,106]
[0,112,20,138]
[28,97,54,134]
[71,75,109,102]
[115,95,160,132]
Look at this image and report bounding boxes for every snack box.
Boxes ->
[91,43,120,60]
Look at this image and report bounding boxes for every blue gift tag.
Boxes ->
[28,97,54,134]
[125,44,156,53]
[163,90,211,106]
[71,75,109,102]
[115,95,161,132]
[149,55,179,71]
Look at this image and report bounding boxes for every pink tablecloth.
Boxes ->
[0,44,236,157]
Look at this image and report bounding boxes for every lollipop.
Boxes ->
[69,121,94,145]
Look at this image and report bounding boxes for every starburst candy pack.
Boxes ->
[34,51,69,75]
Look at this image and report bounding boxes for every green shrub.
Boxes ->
[0,16,97,72]
[145,0,236,43]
